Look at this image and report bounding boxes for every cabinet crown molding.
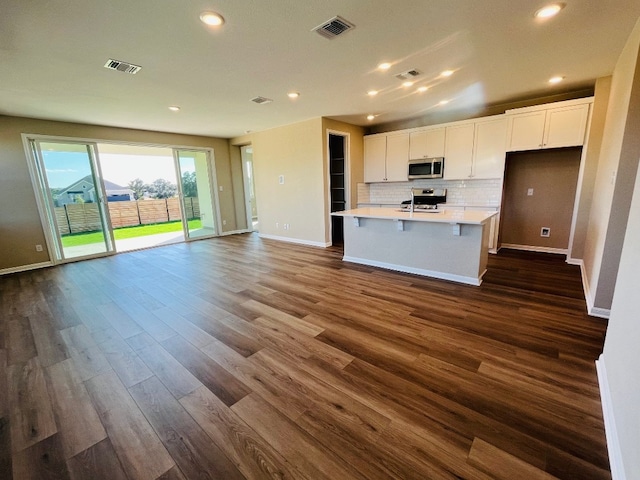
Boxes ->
[505,97,594,116]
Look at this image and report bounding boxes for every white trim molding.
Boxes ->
[219,229,252,236]
[500,243,568,255]
[0,261,53,276]
[342,255,484,286]
[572,258,611,319]
[596,356,626,480]
[258,233,330,248]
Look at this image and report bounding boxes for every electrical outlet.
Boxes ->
[284,223,289,230]
[279,175,285,185]
[35,244,43,252]
[219,185,224,191]
[541,227,550,237]
[222,220,227,225]
[276,222,279,229]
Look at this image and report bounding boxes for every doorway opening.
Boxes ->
[499,147,582,254]
[27,136,220,264]
[98,144,185,252]
[241,145,259,232]
[328,132,348,245]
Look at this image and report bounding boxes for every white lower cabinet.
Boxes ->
[443,205,499,253]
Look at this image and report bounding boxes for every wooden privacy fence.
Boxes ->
[55,198,200,235]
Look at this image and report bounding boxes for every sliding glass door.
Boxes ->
[30,140,114,262]
[174,149,219,240]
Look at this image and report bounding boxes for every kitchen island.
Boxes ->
[332,207,498,285]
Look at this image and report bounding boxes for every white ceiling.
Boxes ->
[1,1,639,138]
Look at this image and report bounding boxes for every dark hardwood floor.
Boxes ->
[0,233,610,479]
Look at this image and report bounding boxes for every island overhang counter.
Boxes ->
[332,207,498,286]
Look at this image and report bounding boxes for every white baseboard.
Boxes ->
[342,255,483,286]
[0,261,53,276]
[596,356,626,480]
[219,229,252,236]
[258,233,330,248]
[500,243,568,255]
[573,258,611,319]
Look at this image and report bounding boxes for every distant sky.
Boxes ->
[41,150,195,188]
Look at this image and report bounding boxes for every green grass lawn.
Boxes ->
[61,219,202,247]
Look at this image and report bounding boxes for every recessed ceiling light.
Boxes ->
[287,92,300,99]
[439,100,450,106]
[417,86,429,93]
[367,114,376,121]
[402,81,414,88]
[535,3,565,18]
[549,76,565,84]
[377,62,391,71]
[200,11,225,26]
[440,70,454,77]
[168,106,180,112]
[367,90,379,96]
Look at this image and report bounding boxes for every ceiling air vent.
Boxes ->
[104,59,142,75]
[251,96,273,105]
[395,69,422,81]
[312,15,355,39]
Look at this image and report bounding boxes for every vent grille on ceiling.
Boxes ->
[312,16,355,39]
[395,69,422,81]
[104,59,142,75]
[251,96,273,104]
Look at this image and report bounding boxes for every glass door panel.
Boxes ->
[32,140,114,262]
[174,149,218,240]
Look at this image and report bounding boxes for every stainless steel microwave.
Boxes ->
[408,157,444,179]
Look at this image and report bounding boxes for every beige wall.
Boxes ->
[232,118,327,245]
[0,115,240,271]
[231,118,364,246]
[570,77,612,259]
[601,161,640,479]
[500,148,581,249]
[228,145,248,231]
[583,17,640,310]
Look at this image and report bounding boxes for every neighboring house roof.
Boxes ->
[57,175,133,197]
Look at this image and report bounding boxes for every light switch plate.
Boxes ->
[527,188,534,196]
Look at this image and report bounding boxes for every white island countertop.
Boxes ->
[332,207,497,225]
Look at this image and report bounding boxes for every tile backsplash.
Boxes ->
[358,178,503,206]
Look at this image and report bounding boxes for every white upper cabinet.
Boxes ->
[409,128,445,159]
[364,135,386,183]
[507,111,547,151]
[544,104,590,148]
[444,123,475,180]
[363,133,408,182]
[385,134,410,182]
[473,117,508,179]
[363,98,592,183]
[507,103,590,151]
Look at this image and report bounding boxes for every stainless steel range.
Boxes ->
[400,188,447,211]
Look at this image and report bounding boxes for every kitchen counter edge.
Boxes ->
[332,207,497,225]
